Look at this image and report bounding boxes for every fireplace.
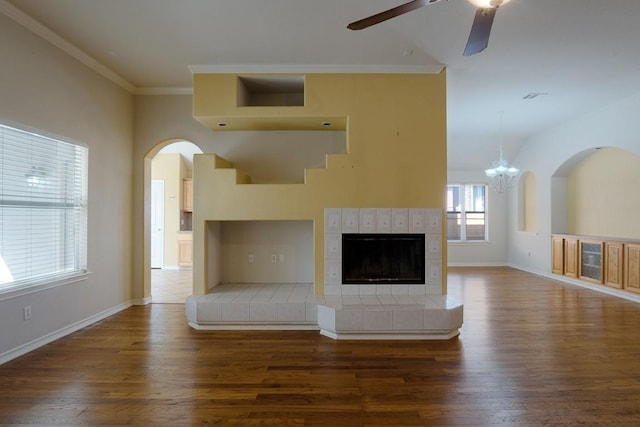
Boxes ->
[342,233,425,284]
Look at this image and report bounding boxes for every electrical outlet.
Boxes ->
[23,306,32,320]
[271,254,277,263]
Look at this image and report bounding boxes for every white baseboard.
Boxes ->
[0,301,132,365]
[132,296,152,306]
[508,263,640,304]
[447,262,507,267]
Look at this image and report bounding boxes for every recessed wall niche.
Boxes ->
[237,75,305,107]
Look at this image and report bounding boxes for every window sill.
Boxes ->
[0,272,90,301]
[447,240,490,246]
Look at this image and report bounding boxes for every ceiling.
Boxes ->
[4,0,640,170]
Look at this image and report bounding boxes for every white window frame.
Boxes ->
[0,123,89,296]
[447,184,489,243]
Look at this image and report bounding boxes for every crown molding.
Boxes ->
[189,63,445,75]
[134,87,193,96]
[0,0,136,93]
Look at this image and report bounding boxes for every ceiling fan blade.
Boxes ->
[463,7,498,56]
[347,0,443,31]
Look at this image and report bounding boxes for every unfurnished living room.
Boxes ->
[1,0,640,425]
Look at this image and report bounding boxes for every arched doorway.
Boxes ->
[145,139,202,303]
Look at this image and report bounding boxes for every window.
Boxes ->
[447,184,487,241]
[0,123,88,291]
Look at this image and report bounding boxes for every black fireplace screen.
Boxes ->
[342,233,425,284]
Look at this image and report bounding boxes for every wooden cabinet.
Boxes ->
[552,236,564,274]
[564,237,579,278]
[579,239,604,284]
[177,232,192,267]
[183,178,193,212]
[624,243,640,294]
[604,241,624,289]
[552,235,640,297]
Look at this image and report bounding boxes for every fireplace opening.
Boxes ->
[342,233,425,284]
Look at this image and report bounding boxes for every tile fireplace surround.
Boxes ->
[316,208,463,339]
[185,208,463,340]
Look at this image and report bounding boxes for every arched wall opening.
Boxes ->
[143,139,203,302]
[550,146,640,239]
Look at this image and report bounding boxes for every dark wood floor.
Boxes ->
[2,267,640,426]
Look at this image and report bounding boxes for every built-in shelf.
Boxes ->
[237,75,305,107]
[552,234,640,294]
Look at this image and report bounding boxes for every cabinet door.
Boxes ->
[604,241,624,289]
[624,244,640,294]
[183,179,193,212]
[579,239,604,284]
[564,238,578,278]
[178,239,192,267]
[552,236,564,275]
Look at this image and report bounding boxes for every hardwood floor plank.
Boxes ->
[2,267,640,425]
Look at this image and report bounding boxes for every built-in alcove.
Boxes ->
[206,220,314,288]
[237,75,305,107]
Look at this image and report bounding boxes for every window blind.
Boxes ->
[0,124,88,289]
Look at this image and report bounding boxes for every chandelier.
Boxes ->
[485,145,519,193]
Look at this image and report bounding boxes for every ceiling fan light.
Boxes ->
[468,0,509,8]
[485,168,497,178]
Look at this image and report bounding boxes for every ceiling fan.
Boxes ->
[347,0,508,56]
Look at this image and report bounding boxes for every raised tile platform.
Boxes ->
[186,283,463,340]
[185,283,319,330]
[316,294,463,340]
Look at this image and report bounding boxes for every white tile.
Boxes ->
[341,208,359,233]
[393,309,424,330]
[376,284,392,295]
[391,284,409,295]
[269,292,290,303]
[325,233,342,260]
[359,208,376,233]
[277,303,306,321]
[221,303,250,321]
[377,295,397,305]
[376,208,392,233]
[363,309,393,331]
[426,234,442,259]
[426,259,442,285]
[324,284,341,295]
[254,286,276,301]
[342,285,359,295]
[408,284,427,295]
[360,296,382,306]
[409,208,426,233]
[425,284,442,295]
[359,284,376,295]
[336,308,363,330]
[197,302,223,322]
[425,208,442,234]
[323,295,343,308]
[250,302,278,321]
[325,259,342,285]
[342,295,362,305]
[306,303,318,321]
[392,208,409,233]
[423,310,451,330]
[325,208,342,234]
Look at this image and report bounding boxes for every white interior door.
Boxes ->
[151,180,164,269]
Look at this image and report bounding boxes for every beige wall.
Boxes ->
[192,73,448,295]
[220,221,313,284]
[151,153,185,267]
[0,13,134,360]
[568,147,640,239]
[524,172,537,232]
